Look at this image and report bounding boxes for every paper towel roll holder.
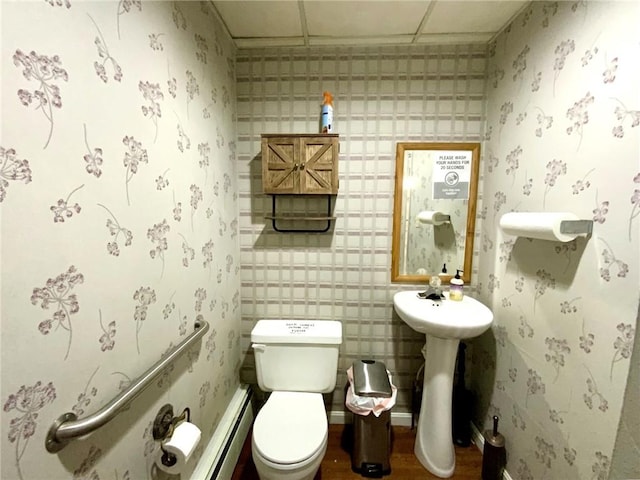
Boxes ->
[499,212,593,241]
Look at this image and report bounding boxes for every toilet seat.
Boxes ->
[253,391,327,465]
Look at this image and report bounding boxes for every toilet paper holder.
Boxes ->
[153,404,191,467]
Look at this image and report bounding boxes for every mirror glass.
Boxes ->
[392,142,480,284]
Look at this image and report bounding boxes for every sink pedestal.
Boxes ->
[415,335,459,478]
[392,291,493,478]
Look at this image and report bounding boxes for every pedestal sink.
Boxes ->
[393,291,493,478]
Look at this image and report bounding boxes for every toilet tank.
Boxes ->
[251,319,342,393]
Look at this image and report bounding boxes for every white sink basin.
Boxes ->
[393,290,493,478]
[393,291,493,339]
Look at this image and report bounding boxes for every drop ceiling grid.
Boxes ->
[211,0,530,49]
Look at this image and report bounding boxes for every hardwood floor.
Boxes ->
[231,424,483,479]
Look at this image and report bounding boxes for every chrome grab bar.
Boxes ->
[45,317,210,453]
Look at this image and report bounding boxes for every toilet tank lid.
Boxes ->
[251,320,342,344]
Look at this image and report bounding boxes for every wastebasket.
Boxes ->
[346,360,396,478]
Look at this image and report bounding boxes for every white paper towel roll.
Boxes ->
[417,210,449,226]
[156,421,201,474]
[499,212,581,242]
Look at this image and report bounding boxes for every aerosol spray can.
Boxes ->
[321,91,333,133]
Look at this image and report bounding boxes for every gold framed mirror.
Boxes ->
[391,142,480,284]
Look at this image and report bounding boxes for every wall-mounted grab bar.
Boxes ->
[45,317,209,453]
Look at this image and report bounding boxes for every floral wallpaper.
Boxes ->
[1,2,240,480]
[471,2,639,479]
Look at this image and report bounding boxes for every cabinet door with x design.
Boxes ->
[262,134,339,195]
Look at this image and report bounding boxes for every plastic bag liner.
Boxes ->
[345,366,397,417]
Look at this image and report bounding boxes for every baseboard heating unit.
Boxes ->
[191,384,254,480]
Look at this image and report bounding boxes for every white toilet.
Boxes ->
[250,319,342,480]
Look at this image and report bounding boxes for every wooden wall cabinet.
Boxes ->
[261,134,339,232]
[261,134,339,194]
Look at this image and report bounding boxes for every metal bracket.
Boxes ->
[269,195,334,233]
[560,220,593,236]
[45,412,77,453]
[152,404,175,440]
[153,405,191,441]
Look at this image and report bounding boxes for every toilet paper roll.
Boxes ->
[155,421,201,474]
[417,210,449,226]
[499,212,581,242]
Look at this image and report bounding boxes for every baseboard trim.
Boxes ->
[471,421,485,452]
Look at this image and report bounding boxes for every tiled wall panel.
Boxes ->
[236,45,488,411]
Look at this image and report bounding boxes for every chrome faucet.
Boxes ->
[418,276,444,300]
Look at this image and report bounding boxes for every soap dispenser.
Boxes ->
[439,263,448,281]
[449,269,464,301]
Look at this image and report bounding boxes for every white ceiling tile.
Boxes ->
[213,1,302,38]
[304,1,431,37]
[422,1,527,34]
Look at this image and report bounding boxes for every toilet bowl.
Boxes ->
[252,392,328,480]
[250,319,342,480]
